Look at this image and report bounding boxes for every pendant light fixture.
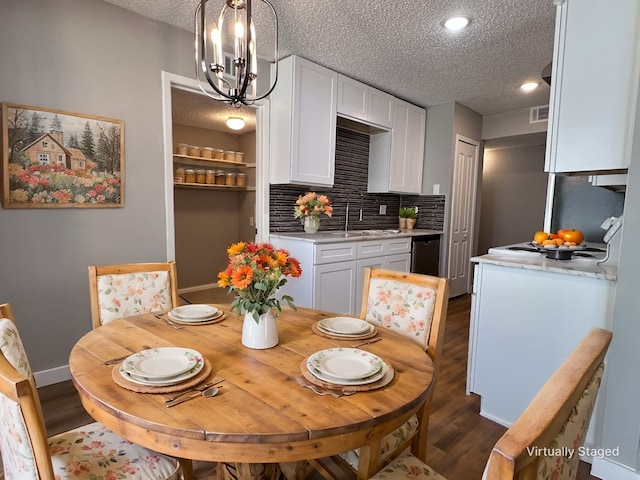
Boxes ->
[195,0,278,107]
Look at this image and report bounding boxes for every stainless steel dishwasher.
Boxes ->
[411,235,441,276]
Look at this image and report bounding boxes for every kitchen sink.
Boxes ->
[329,229,402,238]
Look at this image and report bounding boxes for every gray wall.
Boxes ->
[478,144,548,253]
[422,102,483,278]
[0,0,192,376]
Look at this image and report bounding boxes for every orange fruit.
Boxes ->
[533,231,549,244]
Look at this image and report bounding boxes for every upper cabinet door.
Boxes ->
[337,74,394,129]
[337,75,368,121]
[270,56,337,186]
[545,0,640,173]
[369,98,425,194]
[389,99,426,193]
[368,89,394,129]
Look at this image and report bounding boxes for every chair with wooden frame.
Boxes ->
[368,327,612,480]
[308,269,449,480]
[88,261,179,329]
[0,302,183,480]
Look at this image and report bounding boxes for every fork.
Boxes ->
[155,313,184,329]
[295,376,342,397]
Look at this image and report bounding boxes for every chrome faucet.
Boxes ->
[345,201,350,231]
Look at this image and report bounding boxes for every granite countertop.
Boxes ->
[270,229,443,243]
[470,253,617,281]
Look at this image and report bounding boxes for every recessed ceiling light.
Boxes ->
[520,82,539,92]
[226,116,245,130]
[444,16,470,32]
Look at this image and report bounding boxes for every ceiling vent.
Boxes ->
[530,105,549,124]
[222,52,237,82]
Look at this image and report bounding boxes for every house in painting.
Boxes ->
[19,130,89,170]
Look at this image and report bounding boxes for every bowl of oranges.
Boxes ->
[531,229,585,259]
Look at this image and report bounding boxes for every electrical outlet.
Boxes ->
[414,206,418,214]
[379,205,387,215]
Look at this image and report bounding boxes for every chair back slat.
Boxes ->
[88,262,179,328]
[483,328,612,480]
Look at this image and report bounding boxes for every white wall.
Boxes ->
[0,0,193,381]
[479,145,548,253]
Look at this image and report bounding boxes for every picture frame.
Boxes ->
[1,102,124,208]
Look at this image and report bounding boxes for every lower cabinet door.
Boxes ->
[313,261,357,315]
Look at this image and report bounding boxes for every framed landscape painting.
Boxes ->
[1,102,124,208]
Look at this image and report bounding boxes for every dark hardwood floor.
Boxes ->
[39,293,598,479]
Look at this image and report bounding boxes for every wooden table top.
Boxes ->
[69,305,434,463]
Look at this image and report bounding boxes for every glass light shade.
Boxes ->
[520,82,539,92]
[226,117,245,130]
[444,16,470,32]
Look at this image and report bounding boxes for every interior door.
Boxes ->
[448,136,480,297]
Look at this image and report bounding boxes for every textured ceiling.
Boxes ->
[104,0,556,132]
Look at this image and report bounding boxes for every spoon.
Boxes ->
[165,386,219,407]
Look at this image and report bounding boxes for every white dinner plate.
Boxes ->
[120,357,204,386]
[317,317,371,335]
[307,348,383,381]
[168,309,223,323]
[317,322,374,338]
[171,304,219,319]
[307,354,389,386]
[122,347,201,379]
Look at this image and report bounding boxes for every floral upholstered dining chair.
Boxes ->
[88,261,179,329]
[368,328,612,480]
[0,302,183,479]
[309,269,449,480]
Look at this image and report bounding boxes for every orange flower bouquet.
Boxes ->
[218,242,302,322]
[293,192,333,219]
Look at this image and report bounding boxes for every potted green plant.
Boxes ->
[399,207,417,229]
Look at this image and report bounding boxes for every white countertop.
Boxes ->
[470,252,617,281]
[270,229,442,244]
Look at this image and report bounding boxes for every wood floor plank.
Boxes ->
[39,291,598,479]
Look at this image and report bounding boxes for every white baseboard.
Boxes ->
[592,457,640,480]
[479,409,512,428]
[35,364,71,387]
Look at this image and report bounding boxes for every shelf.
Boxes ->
[174,182,255,192]
[173,154,246,168]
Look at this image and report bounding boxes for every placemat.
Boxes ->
[312,321,377,341]
[112,358,213,393]
[299,359,394,394]
[165,312,226,326]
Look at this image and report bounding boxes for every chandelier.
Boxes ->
[195,0,278,107]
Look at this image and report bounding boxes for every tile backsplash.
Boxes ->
[269,127,445,233]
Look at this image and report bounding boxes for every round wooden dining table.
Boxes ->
[69,304,434,480]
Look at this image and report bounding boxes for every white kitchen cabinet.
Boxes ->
[270,55,338,186]
[270,236,411,315]
[368,98,426,194]
[314,261,357,314]
[468,260,615,451]
[337,75,394,129]
[545,0,640,173]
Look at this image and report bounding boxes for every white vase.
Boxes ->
[242,309,279,349]
[304,216,320,234]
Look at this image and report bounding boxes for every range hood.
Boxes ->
[542,62,552,86]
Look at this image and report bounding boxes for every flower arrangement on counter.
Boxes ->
[218,242,302,322]
[293,192,333,219]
